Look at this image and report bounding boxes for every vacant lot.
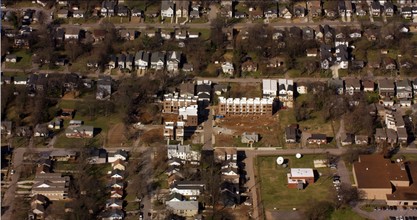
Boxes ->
[5,50,32,69]
[257,155,334,211]
[227,82,262,98]
[107,123,129,147]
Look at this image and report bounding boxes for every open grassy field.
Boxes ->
[330,208,366,220]
[257,155,335,211]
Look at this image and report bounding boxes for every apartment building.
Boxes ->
[218,97,274,116]
[178,105,198,127]
[163,93,198,114]
[164,121,185,142]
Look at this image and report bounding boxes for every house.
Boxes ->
[355,135,369,145]
[285,125,299,143]
[101,209,124,220]
[279,7,292,19]
[106,198,123,209]
[1,76,12,85]
[109,179,124,189]
[241,60,257,72]
[309,1,322,17]
[320,44,333,69]
[401,7,412,19]
[92,29,107,42]
[57,9,68,18]
[170,181,205,198]
[335,45,349,69]
[324,1,339,18]
[110,169,124,179]
[364,29,378,41]
[16,126,32,137]
[384,58,397,70]
[175,0,189,18]
[116,5,129,17]
[108,150,128,163]
[397,127,408,144]
[371,1,382,16]
[150,52,165,70]
[221,62,234,74]
[131,8,143,17]
[262,79,277,97]
[135,51,150,69]
[161,0,175,18]
[214,148,237,162]
[116,54,126,69]
[278,79,294,103]
[31,173,70,200]
[110,190,124,199]
[88,148,107,164]
[413,78,417,97]
[72,10,84,18]
[396,79,412,99]
[302,27,315,40]
[378,79,395,98]
[213,84,228,95]
[375,128,387,143]
[34,124,49,137]
[355,4,367,17]
[112,159,126,171]
[167,144,200,162]
[296,82,308,94]
[266,56,285,68]
[64,28,80,40]
[48,118,63,130]
[241,132,259,145]
[101,0,116,17]
[65,125,94,138]
[167,51,181,72]
[352,154,417,206]
[1,121,12,136]
[166,201,199,217]
[341,133,355,146]
[264,9,278,18]
[190,10,200,18]
[96,75,112,100]
[119,29,137,41]
[352,60,365,69]
[328,78,344,95]
[384,2,395,16]
[49,150,77,161]
[307,134,327,145]
[31,194,48,207]
[344,78,361,95]
[182,63,193,72]
[5,54,17,63]
[294,6,306,17]
[287,168,315,189]
[362,80,375,92]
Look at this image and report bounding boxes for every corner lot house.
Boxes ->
[353,154,417,206]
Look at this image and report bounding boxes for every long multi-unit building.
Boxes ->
[31,173,70,200]
[218,97,274,115]
[163,93,198,114]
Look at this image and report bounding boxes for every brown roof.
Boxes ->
[386,161,417,201]
[362,80,374,89]
[353,154,409,189]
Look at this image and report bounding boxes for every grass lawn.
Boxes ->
[227,82,261,98]
[103,16,130,24]
[54,161,78,171]
[188,28,211,40]
[330,208,366,220]
[5,50,32,69]
[257,155,335,211]
[392,153,417,162]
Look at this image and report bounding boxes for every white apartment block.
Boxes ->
[163,93,198,114]
[218,97,274,115]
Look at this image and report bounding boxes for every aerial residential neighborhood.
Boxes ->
[1,0,417,220]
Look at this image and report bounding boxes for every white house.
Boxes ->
[221,62,234,74]
[262,79,277,97]
[108,150,128,163]
[161,1,175,18]
[134,51,150,69]
[296,82,308,94]
[167,51,181,72]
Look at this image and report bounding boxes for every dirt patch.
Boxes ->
[228,82,262,98]
[107,123,128,147]
[141,128,164,146]
[214,114,282,147]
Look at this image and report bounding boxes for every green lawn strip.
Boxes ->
[331,208,367,220]
[54,161,78,171]
[258,155,334,211]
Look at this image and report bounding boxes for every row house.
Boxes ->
[262,79,277,97]
[163,93,198,114]
[164,121,185,142]
[170,181,205,200]
[218,97,274,116]
[178,105,198,127]
[344,78,362,95]
[278,79,294,106]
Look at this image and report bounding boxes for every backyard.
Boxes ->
[257,155,335,211]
